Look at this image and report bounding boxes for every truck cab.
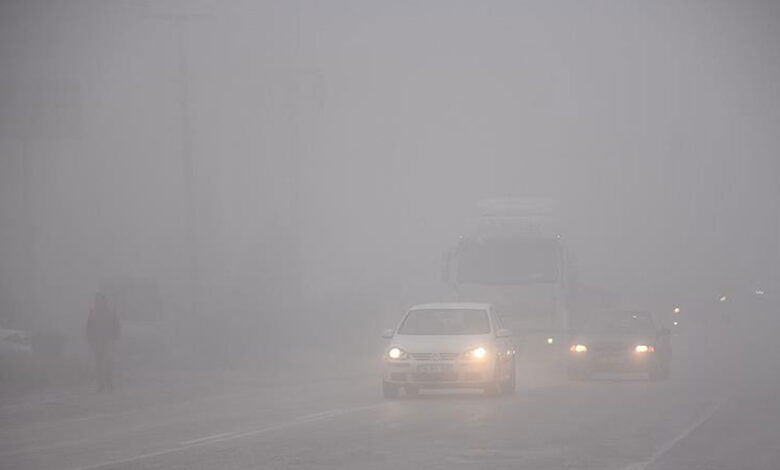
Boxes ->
[441,198,577,359]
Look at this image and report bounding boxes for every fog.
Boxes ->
[1,2,779,469]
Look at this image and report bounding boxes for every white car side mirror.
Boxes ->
[381,329,394,339]
[496,328,512,338]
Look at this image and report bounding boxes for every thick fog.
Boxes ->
[1,2,779,470]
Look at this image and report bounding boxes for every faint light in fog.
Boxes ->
[673,307,681,314]
[719,295,728,303]
[546,337,554,345]
[673,321,679,326]
[755,289,765,296]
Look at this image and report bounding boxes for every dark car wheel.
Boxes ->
[382,380,400,399]
[502,358,517,394]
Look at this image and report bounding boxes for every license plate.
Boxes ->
[600,356,623,364]
[418,364,452,373]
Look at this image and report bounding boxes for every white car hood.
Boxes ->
[390,334,494,354]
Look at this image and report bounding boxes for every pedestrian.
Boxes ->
[86,292,121,392]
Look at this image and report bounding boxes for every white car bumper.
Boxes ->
[383,357,502,387]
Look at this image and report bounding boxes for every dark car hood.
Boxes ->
[573,331,656,345]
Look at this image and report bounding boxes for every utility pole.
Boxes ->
[173,17,200,323]
[145,12,211,324]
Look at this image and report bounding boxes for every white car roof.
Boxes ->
[409,302,491,311]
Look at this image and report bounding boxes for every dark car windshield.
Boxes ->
[398,309,491,335]
[583,313,655,334]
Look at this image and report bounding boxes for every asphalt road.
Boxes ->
[3,298,780,470]
[4,341,777,470]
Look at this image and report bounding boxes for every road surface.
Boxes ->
[2,342,777,470]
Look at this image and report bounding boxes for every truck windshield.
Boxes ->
[456,238,559,284]
[398,309,491,335]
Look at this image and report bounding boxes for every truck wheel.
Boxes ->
[568,367,589,381]
[660,361,671,379]
[382,380,400,399]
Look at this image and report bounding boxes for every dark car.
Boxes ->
[568,311,671,381]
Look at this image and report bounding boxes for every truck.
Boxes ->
[440,198,578,359]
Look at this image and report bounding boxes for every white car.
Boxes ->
[381,302,516,398]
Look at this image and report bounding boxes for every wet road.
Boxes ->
[4,348,775,470]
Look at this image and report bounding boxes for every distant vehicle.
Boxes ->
[381,302,516,398]
[567,311,671,380]
[441,197,578,357]
[0,328,32,356]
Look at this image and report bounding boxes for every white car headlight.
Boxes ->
[570,344,588,353]
[635,344,654,353]
[464,346,488,360]
[387,347,408,360]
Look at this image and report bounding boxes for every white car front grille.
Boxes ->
[411,352,460,361]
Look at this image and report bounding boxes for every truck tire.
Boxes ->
[649,361,670,381]
[567,366,590,381]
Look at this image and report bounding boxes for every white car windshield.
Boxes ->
[397,309,491,335]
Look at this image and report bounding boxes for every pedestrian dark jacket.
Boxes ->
[86,301,120,352]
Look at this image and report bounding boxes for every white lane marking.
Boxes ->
[622,397,729,470]
[72,403,387,470]
[296,410,342,421]
[8,375,374,434]
[180,432,235,446]
[294,407,355,422]
[1,420,237,459]
[3,389,383,459]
